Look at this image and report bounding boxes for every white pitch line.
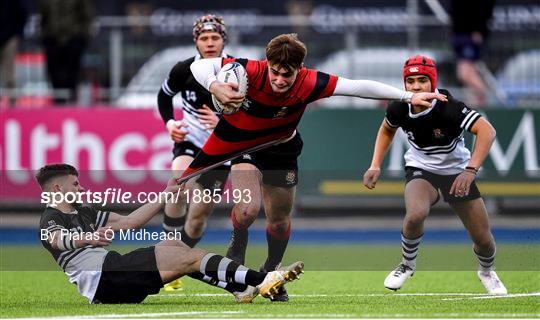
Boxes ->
[88,311,244,318]
[155,292,490,298]
[326,313,540,318]
[442,292,540,301]
[16,310,540,319]
[20,312,540,320]
[239,313,355,318]
[288,293,489,297]
[20,311,244,319]
[237,312,540,318]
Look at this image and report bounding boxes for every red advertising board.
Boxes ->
[1,108,175,201]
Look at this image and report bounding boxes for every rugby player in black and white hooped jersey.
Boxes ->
[363,55,507,295]
[157,14,231,251]
[37,163,303,304]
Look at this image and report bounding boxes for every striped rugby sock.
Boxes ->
[400,232,422,270]
[162,214,186,234]
[188,272,247,293]
[199,253,267,286]
[474,248,496,271]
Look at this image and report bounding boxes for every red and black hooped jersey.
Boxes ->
[182,58,338,178]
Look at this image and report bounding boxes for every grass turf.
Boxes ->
[1,244,539,318]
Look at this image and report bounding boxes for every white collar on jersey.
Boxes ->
[195,52,228,61]
[407,88,439,118]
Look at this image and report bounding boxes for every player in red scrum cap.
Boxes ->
[364,55,507,295]
[403,55,438,92]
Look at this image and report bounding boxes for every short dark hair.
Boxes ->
[265,33,307,72]
[35,164,78,189]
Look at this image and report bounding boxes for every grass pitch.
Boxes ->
[1,244,539,318]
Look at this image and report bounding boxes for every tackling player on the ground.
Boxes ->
[363,55,507,295]
[187,34,447,301]
[37,163,303,304]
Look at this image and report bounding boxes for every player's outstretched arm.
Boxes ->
[332,77,447,106]
[363,119,398,189]
[106,179,181,230]
[410,92,447,108]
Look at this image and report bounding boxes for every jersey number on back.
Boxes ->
[185,90,197,102]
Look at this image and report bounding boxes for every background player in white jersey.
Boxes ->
[37,163,303,304]
[363,55,507,295]
[157,14,230,251]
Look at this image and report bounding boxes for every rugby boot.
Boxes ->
[163,278,183,291]
[261,262,289,302]
[233,285,259,303]
[257,261,304,300]
[478,269,507,295]
[384,263,414,291]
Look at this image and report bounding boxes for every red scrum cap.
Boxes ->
[403,55,437,92]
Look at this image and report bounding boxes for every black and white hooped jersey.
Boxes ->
[159,54,229,147]
[385,89,482,174]
[39,205,110,302]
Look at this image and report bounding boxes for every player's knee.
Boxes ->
[233,203,259,225]
[474,234,495,252]
[175,190,189,203]
[165,199,187,217]
[270,202,293,217]
[187,217,207,236]
[267,219,289,234]
[405,208,429,226]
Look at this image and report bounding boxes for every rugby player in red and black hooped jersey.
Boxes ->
[188,34,447,301]
[157,15,265,300]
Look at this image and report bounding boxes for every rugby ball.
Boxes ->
[212,62,248,114]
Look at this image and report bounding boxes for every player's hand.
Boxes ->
[411,92,447,108]
[166,120,189,142]
[88,227,113,247]
[449,170,476,197]
[363,168,381,189]
[209,81,245,105]
[162,178,181,202]
[197,104,219,130]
